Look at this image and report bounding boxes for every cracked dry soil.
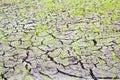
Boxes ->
[0,1,120,80]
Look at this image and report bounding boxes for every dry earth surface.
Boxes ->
[0,1,120,80]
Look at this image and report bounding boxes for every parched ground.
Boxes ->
[0,1,120,80]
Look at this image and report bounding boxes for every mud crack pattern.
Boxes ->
[0,1,120,80]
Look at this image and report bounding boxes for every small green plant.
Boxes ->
[90,22,99,33]
[34,23,48,39]
[0,33,7,44]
